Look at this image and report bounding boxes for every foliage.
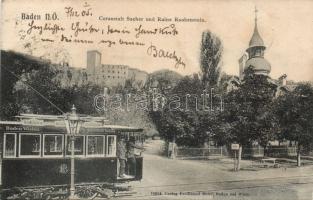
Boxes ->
[14,65,103,115]
[1,51,45,119]
[217,68,278,148]
[274,83,313,150]
[150,30,224,147]
[149,76,222,147]
[200,31,223,88]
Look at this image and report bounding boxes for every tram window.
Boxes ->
[87,136,104,156]
[19,134,41,157]
[43,135,63,156]
[107,135,116,157]
[4,133,16,157]
[66,136,84,156]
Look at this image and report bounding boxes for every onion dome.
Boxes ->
[245,57,271,75]
[243,7,271,76]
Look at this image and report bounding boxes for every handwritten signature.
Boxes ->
[135,24,178,38]
[147,44,186,69]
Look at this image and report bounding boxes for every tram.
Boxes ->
[0,113,144,198]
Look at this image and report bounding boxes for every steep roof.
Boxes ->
[248,21,265,48]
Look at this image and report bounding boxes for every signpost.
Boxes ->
[231,144,239,171]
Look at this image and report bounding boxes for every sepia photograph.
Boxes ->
[1,0,313,199]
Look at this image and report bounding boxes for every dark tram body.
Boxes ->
[0,115,144,189]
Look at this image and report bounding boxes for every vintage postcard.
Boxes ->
[1,0,313,199]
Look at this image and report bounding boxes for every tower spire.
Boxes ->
[255,5,258,24]
[248,6,265,48]
[243,6,271,76]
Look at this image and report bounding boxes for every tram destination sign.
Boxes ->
[4,125,41,132]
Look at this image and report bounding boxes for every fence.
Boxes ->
[176,147,228,159]
[266,146,297,157]
[174,146,298,160]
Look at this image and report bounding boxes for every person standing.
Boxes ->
[117,136,127,178]
[126,136,144,176]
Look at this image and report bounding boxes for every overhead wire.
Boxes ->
[1,65,65,114]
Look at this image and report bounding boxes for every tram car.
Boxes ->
[0,113,144,198]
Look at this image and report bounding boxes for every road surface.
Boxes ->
[124,140,313,200]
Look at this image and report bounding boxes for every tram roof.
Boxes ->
[0,114,143,133]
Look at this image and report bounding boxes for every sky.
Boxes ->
[1,0,313,82]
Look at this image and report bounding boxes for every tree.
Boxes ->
[1,50,72,119]
[217,68,277,170]
[200,31,223,88]
[69,83,103,115]
[149,30,224,153]
[1,51,46,119]
[149,74,224,149]
[13,61,103,116]
[14,64,67,115]
[149,76,201,146]
[274,83,313,166]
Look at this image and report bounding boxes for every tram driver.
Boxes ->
[126,136,144,177]
[117,136,127,178]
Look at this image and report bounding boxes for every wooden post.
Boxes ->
[220,146,223,157]
[234,150,237,171]
[171,136,176,159]
[237,146,242,170]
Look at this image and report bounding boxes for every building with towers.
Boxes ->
[226,7,296,96]
[86,50,148,88]
[239,7,271,79]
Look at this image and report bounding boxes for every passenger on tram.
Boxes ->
[126,136,144,176]
[117,136,127,178]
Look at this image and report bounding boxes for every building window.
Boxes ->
[87,135,105,156]
[4,133,16,158]
[107,135,116,157]
[108,76,110,78]
[43,134,63,157]
[19,134,41,157]
[66,136,84,156]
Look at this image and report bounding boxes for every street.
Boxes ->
[125,140,313,200]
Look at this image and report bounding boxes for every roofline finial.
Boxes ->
[255,5,258,24]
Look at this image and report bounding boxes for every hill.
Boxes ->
[148,69,183,87]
